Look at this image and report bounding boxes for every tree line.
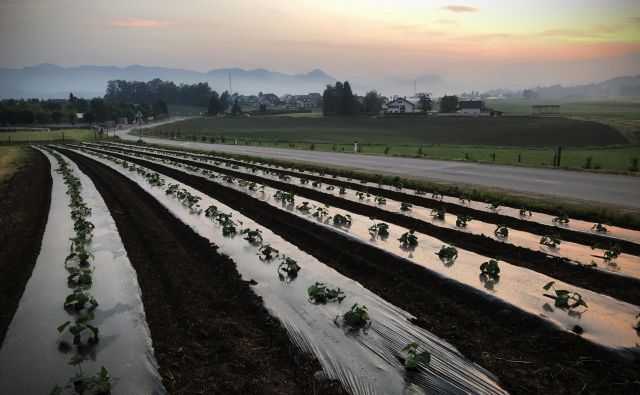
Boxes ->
[105,79,213,107]
[0,94,168,126]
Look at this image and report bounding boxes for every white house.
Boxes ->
[459,100,485,114]
[386,98,414,114]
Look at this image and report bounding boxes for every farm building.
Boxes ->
[386,98,414,113]
[459,100,485,114]
[532,105,560,114]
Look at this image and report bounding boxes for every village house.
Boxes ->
[458,100,485,114]
[385,97,414,113]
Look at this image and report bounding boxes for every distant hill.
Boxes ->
[530,75,640,99]
[0,64,338,99]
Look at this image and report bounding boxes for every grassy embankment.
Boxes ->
[0,129,104,145]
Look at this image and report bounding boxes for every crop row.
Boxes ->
[45,149,111,395]
[77,144,640,351]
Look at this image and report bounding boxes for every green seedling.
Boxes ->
[402,342,431,370]
[540,234,562,247]
[432,190,443,200]
[51,359,111,395]
[415,189,427,196]
[334,304,371,331]
[431,207,446,220]
[258,244,279,260]
[312,180,322,187]
[242,228,263,243]
[165,183,179,195]
[399,230,418,247]
[296,202,312,212]
[64,289,98,312]
[312,206,330,218]
[146,172,164,187]
[300,178,310,184]
[279,174,291,182]
[339,187,347,195]
[488,201,501,211]
[278,256,301,279]
[375,196,386,205]
[400,202,412,211]
[494,225,509,237]
[436,245,458,261]
[57,313,99,345]
[332,214,352,226]
[369,221,390,237]
[308,282,346,304]
[480,259,501,278]
[356,191,366,200]
[326,185,335,191]
[458,195,471,204]
[591,243,622,261]
[222,175,235,183]
[67,267,93,286]
[205,205,220,217]
[248,182,264,192]
[552,214,570,225]
[543,282,588,309]
[591,223,608,233]
[274,190,295,204]
[519,207,532,217]
[455,215,472,227]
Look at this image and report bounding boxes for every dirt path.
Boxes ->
[60,148,345,394]
[96,149,640,394]
[0,147,51,344]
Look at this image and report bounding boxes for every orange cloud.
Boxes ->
[441,5,478,13]
[108,18,169,28]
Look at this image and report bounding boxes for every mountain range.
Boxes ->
[0,64,638,100]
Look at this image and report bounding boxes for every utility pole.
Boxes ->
[229,72,232,93]
[414,80,417,97]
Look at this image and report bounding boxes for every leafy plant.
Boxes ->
[494,225,509,237]
[300,178,310,184]
[241,228,263,243]
[57,313,99,345]
[398,230,418,247]
[296,201,312,212]
[356,191,365,200]
[205,205,220,217]
[64,289,98,312]
[51,358,111,395]
[374,196,386,205]
[308,282,346,304]
[415,189,426,196]
[591,243,622,261]
[591,223,608,233]
[430,207,446,220]
[369,220,390,237]
[274,190,295,204]
[332,214,352,226]
[540,234,562,247]
[455,215,472,227]
[400,202,412,211]
[339,187,346,195]
[258,244,279,260]
[67,267,93,287]
[543,282,588,309]
[312,206,330,218]
[552,214,570,225]
[519,207,532,217]
[334,304,371,330]
[326,185,335,191]
[436,245,458,261]
[480,259,500,278]
[488,201,501,211]
[458,195,471,204]
[432,190,443,200]
[402,342,431,370]
[278,256,301,279]
[312,180,322,187]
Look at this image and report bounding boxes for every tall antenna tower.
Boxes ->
[228,72,232,93]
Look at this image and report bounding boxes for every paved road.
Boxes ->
[117,124,640,209]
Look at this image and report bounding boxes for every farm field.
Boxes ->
[0,129,98,144]
[1,141,639,393]
[139,115,640,172]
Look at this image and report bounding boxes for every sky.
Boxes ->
[0,0,639,89]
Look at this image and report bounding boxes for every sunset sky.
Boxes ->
[1,0,639,88]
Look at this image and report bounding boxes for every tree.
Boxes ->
[322,84,338,115]
[219,91,230,113]
[231,100,242,115]
[418,93,433,113]
[207,92,224,115]
[153,100,169,115]
[363,91,384,114]
[51,110,64,124]
[522,89,538,99]
[338,81,354,115]
[439,95,459,113]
